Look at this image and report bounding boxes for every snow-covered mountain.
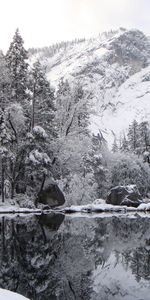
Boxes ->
[29,28,150,145]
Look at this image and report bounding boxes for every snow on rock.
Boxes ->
[93,199,106,205]
[138,203,150,210]
[0,288,29,300]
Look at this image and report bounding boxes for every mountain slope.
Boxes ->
[29,28,150,145]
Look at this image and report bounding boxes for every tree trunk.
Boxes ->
[2,217,5,258]
[11,181,15,199]
[1,158,5,203]
[31,83,36,131]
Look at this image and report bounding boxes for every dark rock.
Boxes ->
[37,183,65,207]
[106,185,142,207]
[121,197,142,208]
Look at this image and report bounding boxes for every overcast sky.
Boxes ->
[0,0,149,52]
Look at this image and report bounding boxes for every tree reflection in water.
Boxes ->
[0,214,150,300]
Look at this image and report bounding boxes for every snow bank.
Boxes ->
[64,203,126,213]
[64,201,150,213]
[0,288,29,300]
[0,204,42,214]
[1,200,150,215]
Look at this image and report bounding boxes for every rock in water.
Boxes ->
[37,183,65,207]
[106,185,142,207]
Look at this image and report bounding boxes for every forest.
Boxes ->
[0,29,150,207]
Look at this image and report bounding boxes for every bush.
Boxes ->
[110,152,150,196]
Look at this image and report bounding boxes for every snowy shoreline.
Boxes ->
[0,201,150,215]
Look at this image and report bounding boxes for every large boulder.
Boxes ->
[106,185,142,207]
[37,183,65,207]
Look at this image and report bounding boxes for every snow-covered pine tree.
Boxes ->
[138,121,150,152]
[4,103,28,198]
[29,60,56,138]
[112,137,118,153]
[0,51,11,110]
[127,120,140,153]
[0,110,11,202]
[84,133,110,199]
[120,134,129,152]
[6,28,28,105]
[73,84,89,135]
[26,126,52,198]
[55,79,72,137]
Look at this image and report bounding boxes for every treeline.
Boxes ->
[28,38,86,58]
[113,120,150,158]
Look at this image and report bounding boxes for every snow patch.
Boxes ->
[0,289,29,300]
[33,126,47,139]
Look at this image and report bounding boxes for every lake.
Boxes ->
[0,212,150,300]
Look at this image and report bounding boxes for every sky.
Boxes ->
[0,0,150,52]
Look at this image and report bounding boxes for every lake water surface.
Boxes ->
[0,212,150,300]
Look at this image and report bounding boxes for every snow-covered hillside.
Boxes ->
[29,28,150,145]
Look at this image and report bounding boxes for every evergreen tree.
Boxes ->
[29,61,56,138]
[0,51,11,110]
[74,84,89,135]
[6,28,28,105]
[0,110,11,202]
[4,103,28,198]
[120,134,129,152]
[83,133,109,199]
[25,126,52,198]
[127,120,140,153]
[138,121,150,152]
[55,79,72,137]
[112,137,118,153]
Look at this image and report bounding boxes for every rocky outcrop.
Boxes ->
[106,185,142,207]
[37,183,65,207]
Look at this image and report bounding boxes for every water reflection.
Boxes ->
[0,214,150,299]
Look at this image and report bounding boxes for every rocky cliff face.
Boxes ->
[29,28,150,145]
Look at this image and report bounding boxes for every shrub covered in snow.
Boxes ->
[110,152,150,196]
[33,126,48,139]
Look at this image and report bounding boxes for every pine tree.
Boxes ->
[6,28,28,105]
[120,134,129,152]
[29,61,56,138]
[55,79,72,137]
[138,121,150,152]
[0,51,11,110]
[84,133,109,199]
[0,110,11,202]
[74,84,89,135]
[127,120,140,153]
[112,137,118,153]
